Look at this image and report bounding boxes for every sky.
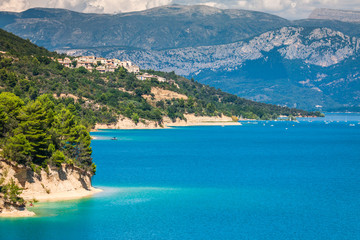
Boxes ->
[0,0,359,19]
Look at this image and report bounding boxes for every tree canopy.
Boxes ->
[0,92,95,173]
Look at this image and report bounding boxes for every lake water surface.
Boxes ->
[1,113,360,240]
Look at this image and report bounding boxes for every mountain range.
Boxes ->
[309,8,360,23]
[1,5,359,111]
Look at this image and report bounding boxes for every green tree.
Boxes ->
[206,103,216,114]
[1,178,25,206]
[71,60,77,68]
[0,105,8,136]
[16,100,51,165]
[51,150,66,167]
[0,92,24,135]
[73,125,92,168]
[0,92,24,117]
[54,108,93,169]
[131,113,140,124]
[3,134,32,164]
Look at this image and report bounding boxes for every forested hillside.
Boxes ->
[0,28,319,128]
[0,29,96,186]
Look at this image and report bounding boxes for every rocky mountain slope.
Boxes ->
[87,27,357,74]
[309,8,360,23]
[61,26,360,110]
[1,5,359,111]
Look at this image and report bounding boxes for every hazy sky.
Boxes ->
[0,0,359,19]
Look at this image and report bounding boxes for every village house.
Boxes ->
[136,73,166,82]
[53,55,176,85]
[57,57,72,68]
[55,55,140,74]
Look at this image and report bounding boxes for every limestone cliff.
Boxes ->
[65,26,359,111]
[0,159,98,217]
[94,113,240,130]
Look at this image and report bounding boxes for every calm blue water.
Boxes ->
[1,113,360,240]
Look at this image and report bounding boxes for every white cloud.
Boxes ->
[0,0,359,19]
[84,0,172,13]
[200,2,228,9]
[0,0,173,13]
[231,0,360,18]
[0,0,29,12]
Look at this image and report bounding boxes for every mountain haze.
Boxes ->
[98,27,358,111]
[0,5,289,51]
[309,8,360,23]
[1,5,359,111]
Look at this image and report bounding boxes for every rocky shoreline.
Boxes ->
[0,159,101,218]
[94,114,241,130]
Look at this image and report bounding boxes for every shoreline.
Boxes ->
[22,187,103,202]
[0,209,36,218]
[165,121,241,128]
[93,114,242,130]
[0,187,102,218]
[92,121,241,131]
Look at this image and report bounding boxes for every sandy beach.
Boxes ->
[94,114,242,130]
[0,209,36,218]
[0,187,103,218]
[22,187,103,202]
[0,188,102,218]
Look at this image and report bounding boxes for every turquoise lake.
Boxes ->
[1,113,360,240]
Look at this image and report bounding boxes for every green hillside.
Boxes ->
[0,29,95,181]
[0,29,320,128]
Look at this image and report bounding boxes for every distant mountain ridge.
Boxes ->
[0,5,289,51]
[309,8,360,23]
[1,5,359,111]
[60,26,360,111]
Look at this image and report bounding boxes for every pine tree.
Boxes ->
[0,92,24,135]
[0,105,8,137]
[16,100,51,165]
[3,134,32,165]
[73,125,92,168]
[53,108,92,169]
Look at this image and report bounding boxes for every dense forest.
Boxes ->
[0,92,94,172]
[0,92,94,208]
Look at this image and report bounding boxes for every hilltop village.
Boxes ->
[55,56,169,83]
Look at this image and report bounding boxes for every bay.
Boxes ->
[1,113,359,240]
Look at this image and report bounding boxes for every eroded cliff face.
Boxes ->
[60,27,360,75]
[0,159,95,215]
[67,26,358,111]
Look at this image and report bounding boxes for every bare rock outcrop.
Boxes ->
[0,159,98,217]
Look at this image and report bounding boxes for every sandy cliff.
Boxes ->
[94,114,241,130]
[0,159,100,217]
